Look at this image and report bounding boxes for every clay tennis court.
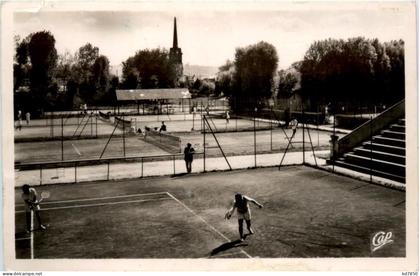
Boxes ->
[15,136,169,163]
[14,166,405,259]
[15,114,340,163]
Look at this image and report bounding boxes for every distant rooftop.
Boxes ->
[116,88,191,101]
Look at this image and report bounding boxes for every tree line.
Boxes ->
[14,30,404,116]
[299,37,404,110]
[216,37,404,113]
[14,31,119,115]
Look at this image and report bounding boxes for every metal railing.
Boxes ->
[14,102,406,186]
[16,153,204,186]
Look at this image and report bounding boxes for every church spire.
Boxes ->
[173,17,178,49]
[169,17,183,82]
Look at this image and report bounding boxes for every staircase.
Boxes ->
[332,118,406,183]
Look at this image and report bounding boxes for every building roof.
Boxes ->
[116,88,191,101]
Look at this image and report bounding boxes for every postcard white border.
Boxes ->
[1,0,418,271]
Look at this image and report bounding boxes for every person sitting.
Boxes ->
[159,121,167,133]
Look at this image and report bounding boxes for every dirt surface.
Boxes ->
[14,166,405,258]
[14,121,120,140]
[15,126,339,163]
[179,128,340,155]
[15,136,168,163]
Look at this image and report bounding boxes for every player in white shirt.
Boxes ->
[21,184,46,233]
[290,118,298,138]
[225,193,263,241]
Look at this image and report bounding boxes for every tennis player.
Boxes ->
[21,184,46,232]
[16,110,22,131]
[290,118,298,138]
[183,143,195,173]
[225,193,263,241]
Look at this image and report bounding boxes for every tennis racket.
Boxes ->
[39,191,50,203]
[32,191,50,208]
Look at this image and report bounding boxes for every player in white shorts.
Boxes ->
[21,184,46,233]
[225,193,263,241]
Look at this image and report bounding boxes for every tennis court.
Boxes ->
[180,128,341,155]
[15,136,168,163]
[126,114,274,133]
[14,119,120,140]
[15,120,340,163]
[14,166,405,258]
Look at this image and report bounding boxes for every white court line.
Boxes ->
[18,192,170,258]
[15,198,170,213]
[165,192,252,259]
[71,143,82,156]
[15,237,31,241]
[16,192,168,207]
[30,210,34,259]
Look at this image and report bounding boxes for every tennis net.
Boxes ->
[114,116,132,130]
[98,111,110,120]
[144,129,181,153]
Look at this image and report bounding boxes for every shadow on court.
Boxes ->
[171,172,189,178]
[210,238,249,256]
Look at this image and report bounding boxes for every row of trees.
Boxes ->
[121,49,218,96]
[14,30,215,115]
[14,31,118,114]
[299,37,404,110]
[215,37,404,113]
[14,31,405,115]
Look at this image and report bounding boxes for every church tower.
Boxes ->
[169,17,183,81]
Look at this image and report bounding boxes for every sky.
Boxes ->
[13,4,411,72]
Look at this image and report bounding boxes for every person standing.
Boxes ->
[226,111,230,124]
[183,143,195,173]
[21,184,46,233]
[290,118,298,139]
[16,110,22,131]
[25,111,31,125]
[225,193,263,241]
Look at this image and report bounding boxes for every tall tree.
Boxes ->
[277,68,299,99]
[55,50,75,92]
[215,60,235,97]
[122,48,176,89]
[27,31,58,110]
[71,43,100,103]
[232,41,278,110]
[76,43,99,82]
[121,56,139,89]
[91,55,111,103]
[384,40,404,103]
[14,35,30,89]
[92,55,110,88]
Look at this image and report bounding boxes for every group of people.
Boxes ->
[15,110,31,131]
[137,121,167,135]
